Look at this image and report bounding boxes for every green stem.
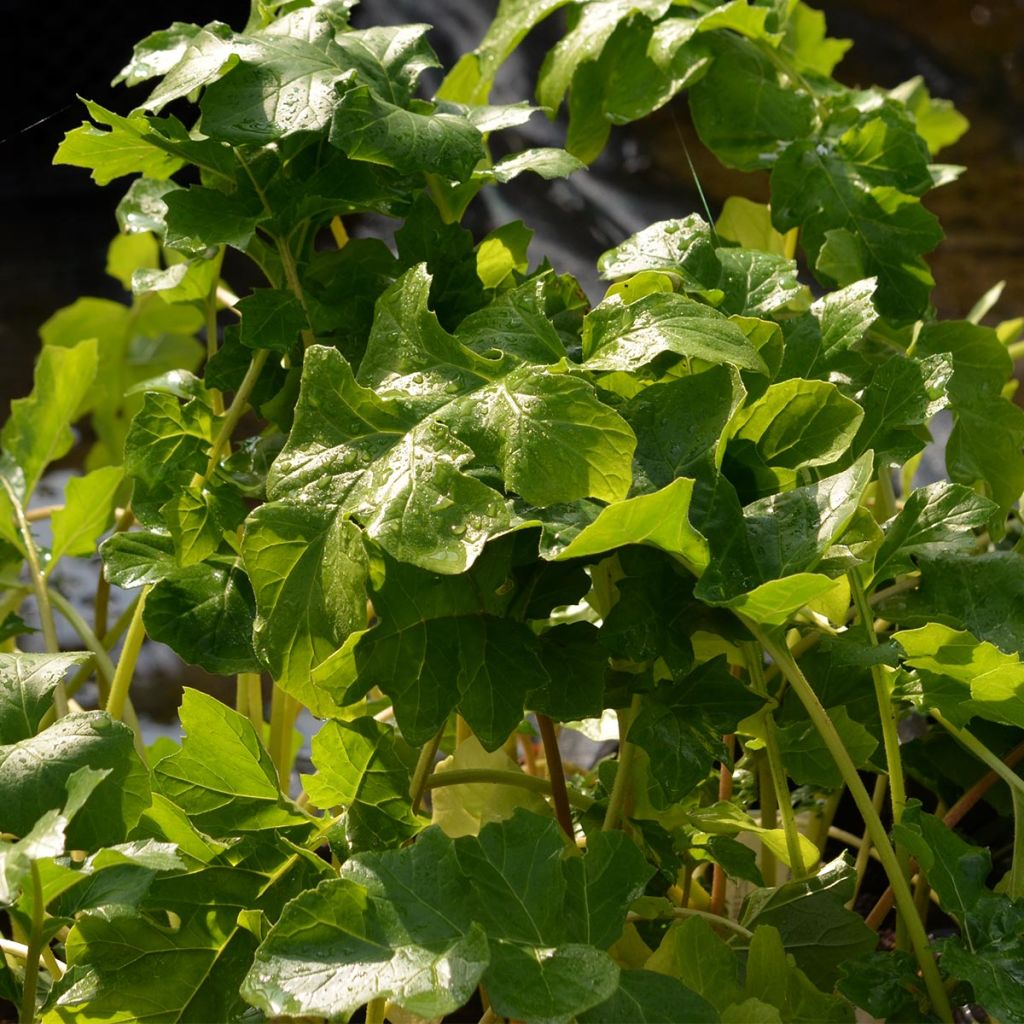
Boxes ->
[1011,790,1024,901]
[874,466,897,522]
[47,587,117,699]
[536,714,574,838]
[848,568,912,945]
[269,684,299,791]
[239,672,263,734]
[3,480,62,715]
[629,906,754,941]
[758,754,778,886]
[276,238,317,349]
[106,587,148,723]
[744,644,807,877]
[409,726,445,816]
[65,595,139,700]
[19,860,45,1024]
[365,997,387,1024]
[206,263,226,416]
[0,938,64,975]
[753,624,952,1024]
[1007,338,1024,362]
[425,768,593,810]
[425,173,456,224]
[602,693,642,831]
[849,774,888,907]
[202,349,270,483]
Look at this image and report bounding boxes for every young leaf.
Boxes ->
[1,341,98,497]
[302,717,423,851]
[739,856,876,989]
[577,968,720,1024]
[646,915,741,1012]
[49,466,124,564]
[154,689,308,835]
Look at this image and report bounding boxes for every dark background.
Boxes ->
[1,0,1023,418]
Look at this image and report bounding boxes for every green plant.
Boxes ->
[2,0,1024,1021]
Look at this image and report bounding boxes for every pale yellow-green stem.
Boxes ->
[20,861,45,1024]
[849,774,889,907]
[409,726,445,816]
[752,624,952,1024]
[106,587,149,723]
[201,348,270,484]
[425,768,593,811]
[603,693,643,831]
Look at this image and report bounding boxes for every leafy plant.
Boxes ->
[2,0,1023,1021]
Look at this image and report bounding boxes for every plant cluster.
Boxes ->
[2,0,1024,1021]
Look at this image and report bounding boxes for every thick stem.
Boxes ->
[276,239,317,349]
[874,466,897,522]
[269,685,300,791]
[205,263,226,417]
[424,768,593,810]
[409,726,445,816]
[758,754,778,886]
[602,694,642,831]
[365,997,387,1024]
[1010,790,1024,901]
[65,594,139,700]
[19,861,45,1024]
[536,714,573,838]
[106,587,148,723]
[753,624,952,1023]
[240,672,264,734]
[425,173,456,224]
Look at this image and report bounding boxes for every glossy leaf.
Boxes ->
[0,652,90,744]
[0,712,149,850]
[154,689,308,834]
[302,717,422,851]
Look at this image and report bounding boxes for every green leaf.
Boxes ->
[739,856,876,989]
[2,340,98,497]
[741,924,853,1023]
[556,477,708,570]
[270,268,633,573]
[837,950,928,1022]
[50,834,329,1023]
[437,0,571,104]
[160,483,247,566]
[54,110,185,185]
[101,529,178,588]
[0,768,107,904]
[242,504,369,714]
[123,391,212,527]
[630,659,762,804]
[916,320,1024,521]
[302,717,422,851]
[942,934,1024,1024]
[144,559,261,675]
[154,689,308,834]
[344,550,550,748]
[480,146,586,183]
[882,551,1024,655]
[161,185,264,255]
[0,712,149,850]
[330,87,484,180]
[890,76,969,155]
[430,735,549,838]
[697,455,872,607]
[242,831,489,1020]
[647,915,741,1012]
[49,466,124,564]
[578,968,720,1023]
[689,34,814,172]
[598,214,719,284]
[770,105,941,319]
[873,482,997,583]
[0,652,90,744]
[583,293,768,374]
[475,221,533,289]
[775,706,878,787]
[724,379,863,497]
[626,365,744,492]
[892,802,989,941]
[716,197,789,256]
[895,623,1024,730]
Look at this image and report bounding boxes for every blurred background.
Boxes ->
[0,0,1022,724]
